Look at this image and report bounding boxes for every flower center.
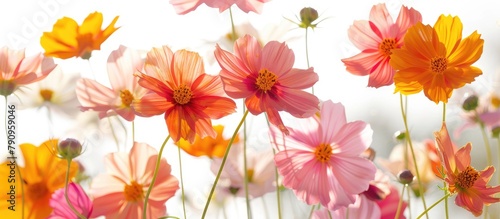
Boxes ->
[39,89,54,101]
[378,38,397,57]
[314,143,333,162]
[430,56,448,74]
[256,69,277,92]
[455,166,479,190]
[27,181,48,200]
[173,84,192,105]
[246,169,254,182]
[120,90,134,106]
[491,95,500,109]
[124,181,144,202]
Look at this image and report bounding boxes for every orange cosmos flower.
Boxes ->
[41,12,119,59]
[176,125,239,158]
[434,123,500,216]
[133,46,237,143]
[0,140,78,219]
[390,15,483,103]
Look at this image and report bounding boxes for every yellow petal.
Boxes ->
[447,31,484,67]
[434,15,462,57]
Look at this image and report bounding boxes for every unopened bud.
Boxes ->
[462,95,479,111]
[394,131,406,142]
[492,126,500,139]
[398,169,414,185]
[300,7,318,28]
[58,138,83,160]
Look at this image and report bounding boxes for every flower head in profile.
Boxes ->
[170,0,270,15]
[435,122,500,216]
[133,46,237,143]
[0,140,78,219]
[390,15,484,103]
[215,34,319,134]
[0,47,57,96]
[90,142,179,219]
[342,4,422,88]
[271,100,376,210]
[77,45,148,121]
[176,125,239,158]
[41,12,119,59]
[48,182,93,218]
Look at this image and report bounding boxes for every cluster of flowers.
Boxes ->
[1,0,500,219]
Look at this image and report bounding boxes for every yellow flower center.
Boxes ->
[378,38,397,57]
[27,181,48,200]
[39,89,54,101]
[256,69,277,92]
[120,90,134,107]
[173,84,192,105]
[124,181,144,202]
[455,166,479,190]
[491,95,500,109]
[314,143,333,162]
[246,169,254,182]
[430,56,448,74]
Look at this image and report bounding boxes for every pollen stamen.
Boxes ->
[378,38,397,57]
[314,143,333,162]
[173,84,192,105]
[256,69,277,92]
[124,181,144,202]
[455,166,479,190]
[27,182,48,200]
[120,90,134,106]
[40,89,54,101]
[431,56,448,74]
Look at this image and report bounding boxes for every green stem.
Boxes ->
[442,102,446,122]
[201,110,249,218]
[399,94,428,219]
[307,204,315,219]
[64,160,86,219]
[132,120,135,143]
[479,122,492,166]
[273,149,282,219]
[107,116,120,151]
[394,185,406,219]
[407,184,412,219]
[142,135,170,219]
[242,106,252,219]
[305,27,313,94]
[229,7,237,41]
[177,146,187,219]
[416,193,451,219]
[444,182,449,219]
[497,138,500,185]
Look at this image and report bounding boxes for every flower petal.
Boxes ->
[434,15,462,57]
[260,41,294,78]
[278,67,318,89]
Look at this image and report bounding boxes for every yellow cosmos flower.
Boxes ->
[176,125,239,158]
[390,15,483,103]
[0,140,78,219]
[40,12,119,59]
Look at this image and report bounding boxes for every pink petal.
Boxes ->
[342,51,383,76]
[367,58,395,87]
[0,47,25,75]
[454,143,472,171]
[76,78,118,114]
[172,49,204,86]
[276,87,319,118]
[129,142,158,181]
[91,192,125,218]
[260,41,294,78]
[455,192,484,217]
[395,6,422,37]
[132,92,172,116]
[235,0,268,13]
[191,74,225,96]
[214,44,256,98]
[144,46,175,83]
[104,152,132,181]
[278,68,318,89]
[234,34,262,74]
[333,121,372,156]
[347,20,381,50]
[328,156,376,202]
[320,101,347,145]
[169,0,202,14]
[368,4,393,38]
[107,45,145,91]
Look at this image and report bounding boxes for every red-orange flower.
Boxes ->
[133,46,237,143]
[435,123,500,216]
[41,12,119,59]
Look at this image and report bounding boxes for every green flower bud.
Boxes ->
[398,169,414,185]
[58,138,83,160]
[300,7,319,28]
[462,95,479,111]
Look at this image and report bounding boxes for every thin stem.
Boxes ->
[479,122,492,166]
[142,135,170,219]
[307,204,316,219]
[132,120,135,143]
[399,94,428,219]
[64,160,86,219]
[242,103,252,219]
[177,146,187,219]
[444,182,449,219]
[229,7,237,41]
[201,110,249,218]
[305,27,313,94]
[395,185,406,219]
[442,102,447,122]
[107,116,120,151]
[497,138,500,184]
[416,193,451,219]
[273,148,282,219]
[407,184,412,219]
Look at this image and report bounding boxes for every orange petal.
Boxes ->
[434,15,462,57]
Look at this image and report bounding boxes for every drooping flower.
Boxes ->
[14,67,80,117]
[133,46,237,143]
[169,0,270,15]
[271,100,376,210]
[176,124,238,158]
[76,45,148,121]
[435,122,500,216]
[211,145,276,198]
[0,140,78,219]
[90,142,179,219]
[342,4,422,88]
[0,47,57,96]
[390,15,484,103]
[41,12,119,59]
[47,182,93,219]
[215,34,319,134]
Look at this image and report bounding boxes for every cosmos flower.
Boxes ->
[342,4,422,88]
[169,0,270,14]
[90,142,179,219]
[133,46,237,143]
[271,100,376,210]
[215,34,319,134]
[390,15,483,103]
[41,12,119,59]
[47,182,93,218]
[176,124,239,158]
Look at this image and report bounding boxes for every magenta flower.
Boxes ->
[48,182,93,219]
[76,45,148,121]
[169,0,270,14]
[271,100,376,210]
[215,34,319,134]
[376,186,407,219]
[341,4,421,88]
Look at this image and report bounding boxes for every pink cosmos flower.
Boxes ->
[76,45,148,121]
[215,34,319,134]
[342,4,421,88]
[376,186,407,219]
[271,100,376,210]
[90,142,179,219]
[211,145,275,198]
[312,195,380,219]
[0,46,57,96]
[48,182,93,219]
[169,0,270,14]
